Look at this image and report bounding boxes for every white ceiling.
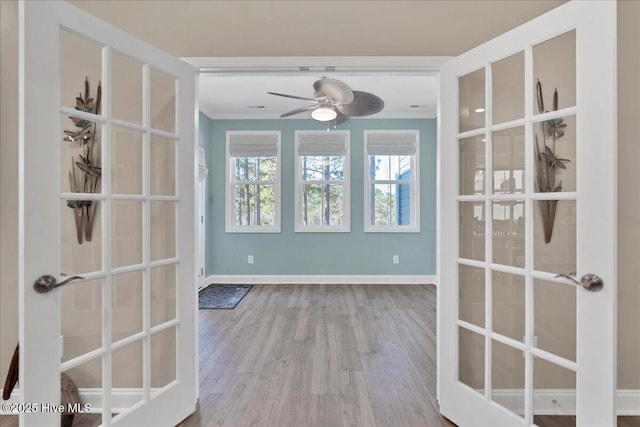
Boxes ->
[198,74,438,120]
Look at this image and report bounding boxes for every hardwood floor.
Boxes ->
[179,283,444,427]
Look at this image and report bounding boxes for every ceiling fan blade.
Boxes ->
[313,78,354,104]
[280,105,317,118]
[267,92,318,103]
[333,110,349,125]
[337,91,384,117]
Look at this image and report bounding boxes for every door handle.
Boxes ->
[555,273,604,292]
[33,275,84,293]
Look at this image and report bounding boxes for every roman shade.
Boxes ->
[366,132,417,156]
[297,132,347,156]
[228,133,278,157]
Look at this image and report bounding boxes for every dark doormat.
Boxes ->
[198,284,253,309]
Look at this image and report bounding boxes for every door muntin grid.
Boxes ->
[456,30,578,424]
[58,29,181,424]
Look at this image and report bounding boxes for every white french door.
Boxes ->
[18,1,197,425]
[439,2,616,426]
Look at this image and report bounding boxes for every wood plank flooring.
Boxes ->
[179,283,444,427]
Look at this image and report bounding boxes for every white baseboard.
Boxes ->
[490,389,640,416]
[204,274,437,285]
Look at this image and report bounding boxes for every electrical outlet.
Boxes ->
[248,255,254,264]
[393,255,400,264]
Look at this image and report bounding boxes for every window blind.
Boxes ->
[228,133,278,157]
[367,132,417,156]
[298,132,347,156]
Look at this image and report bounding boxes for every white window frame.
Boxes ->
[294,130,350,232]
[364,130,420,233]
[225,130,281,233]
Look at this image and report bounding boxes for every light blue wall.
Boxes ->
[201,116,436,276]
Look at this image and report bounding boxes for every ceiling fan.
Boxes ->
[267,77,384,124]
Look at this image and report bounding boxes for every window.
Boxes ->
[226,131,280,232]
[364,130,420,232]
[295,131,350,232]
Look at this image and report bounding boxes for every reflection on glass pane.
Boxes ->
[112,201,142,268]
[112,51,142,125]
[534,358,576,426]
[151,135,176,196]
[492,52,525,124]
[112,127,143,195]
[60,116,101,195]
[459,135,485,195]
[112,340,143,416]
[60,30,101,112]
[493,126,524,194]
[61,279,102,362]
[534,279,576,362]
[150,68,175,133]
[112,270,143,344]
[61,201,102,276]
[492,201,525,268]
[458,264,485,328]
[492,340,525,419]
[459,202,485,261]
[459,68,485,132]
[534,115,576,193]
[302,184,344,226]
[233,184,276,226]
[492,271,525,342]
[63,356,102,427]
[368,155,411,181]
[533,30,576,114]
[151,327,177,392]
[301,156,345,181]
[151,264,176,327]
[151,201,176,261]
[534,200,576,274]
[459,327,484,393]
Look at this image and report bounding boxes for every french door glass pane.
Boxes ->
[60,115,102,194]
[458,264,485,328]
[492,51,525,124]
[458,327,485,393]
[60,201,102,275]
[492,271,525,342]
[533,358,576,426]
[150,68,175,133]
[459,201,485,261]
[150,135,176,196]
[62,356,102,427]
[150,201,176,261]
[111,270,144,344]
[61,279,102,362]
[458,68,485,132]
[534,115,576,193]
[492,126,524,194]
[533,200,576,274]
[459,135,485,196]
[112,51,143,125]
[111,201,143,268]
[534,279,576,362]
[491,340,525,419]
[533,30,576,114]
[151,263,177,327]
[492,200,525,268]
[112,127,143,195]
[60,30,101,112]
[112,340,144,416]
[151,326,177,393]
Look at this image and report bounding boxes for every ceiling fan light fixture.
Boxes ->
[311,105,337,122]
